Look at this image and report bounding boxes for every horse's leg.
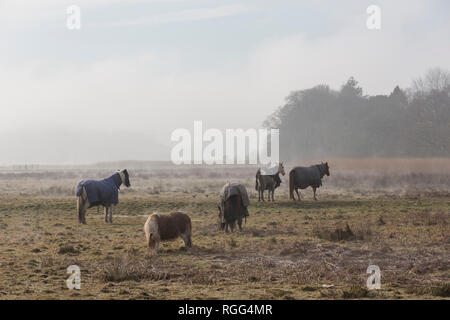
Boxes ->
[271,187,275,201]
[261,189,265,202]
[146,234,152,256]
[181,233,191,248]
[295,187,301,201]
[104,206,109,222]
[238,217,242,232]
[313,187,317,201]
[225,223,229,233]
[81,202,88,224]
[109,205,114,223]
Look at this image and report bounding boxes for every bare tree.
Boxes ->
[412,67,450,94]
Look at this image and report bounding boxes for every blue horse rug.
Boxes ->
[76,173,122,208]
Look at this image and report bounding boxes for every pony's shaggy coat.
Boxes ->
[144,212,192,253]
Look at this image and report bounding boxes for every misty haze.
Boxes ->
[0,0,449,303]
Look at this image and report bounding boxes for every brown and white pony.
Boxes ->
[143,212,192,254]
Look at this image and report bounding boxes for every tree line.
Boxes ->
[263,68,450,160]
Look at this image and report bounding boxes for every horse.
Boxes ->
[76,169,130,224]
[219,182,249,232]
[144,212,192,254]
[289,162,330,201]
[218,194,246,233]
[255,162,285,202]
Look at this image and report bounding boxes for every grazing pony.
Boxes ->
[219,182,249,232]
[76,169,130,224]
[255,162,285,202]
[289,162,330,201]
[143,212,192,254]
[218,194,246,233]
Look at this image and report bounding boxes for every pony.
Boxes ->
[218,194,246,233]
[143,212,192,254]
[289,162,330,201]
[218,182,249,232]
[76,169,130,224]
[255,162,285,202]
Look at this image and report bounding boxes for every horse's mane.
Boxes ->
[315,164,327,177]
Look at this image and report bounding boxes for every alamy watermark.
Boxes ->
[67,5,81,30]
[66,265,81,290]
[171,121,279,166]
[366,5,381,30]
[366,265,381,290]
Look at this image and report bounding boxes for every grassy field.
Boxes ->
[0,159,449,299]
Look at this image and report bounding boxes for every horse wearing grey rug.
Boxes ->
[289,162,329,201]
[76,169,131,224]
[255,162,285,202]
[219,182,250,232]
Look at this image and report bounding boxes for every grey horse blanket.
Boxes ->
[258,166,282,188]
[260,165,279,176]
[292,166,323,188]
[76,173,122,208]
[220,182,250,208]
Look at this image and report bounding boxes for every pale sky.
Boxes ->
[1,0,449,164]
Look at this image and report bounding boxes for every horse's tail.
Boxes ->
[255,170,260,190]
[77,186,86,221]
[75,181,83,197]
[289,169,295,200]
[77,195,81,219]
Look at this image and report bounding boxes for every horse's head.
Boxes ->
[324,162,330,176]
[118,169,131,187]
[217,205,225,230]
[279,162,285,176]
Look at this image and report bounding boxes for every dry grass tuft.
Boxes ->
[431,283,450,297]
[58,244,79,255]
[313,223,372,242]
[97,249,163,282]
[341,285,370,299]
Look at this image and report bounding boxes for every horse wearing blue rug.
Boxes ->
[76,169,130,224]
[289,162,330,201]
